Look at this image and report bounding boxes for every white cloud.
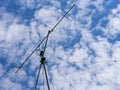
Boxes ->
[0,78,22,90]
[91,0,104,11]
[76,0,90,9]
[16,0,38,9]
[100,4,120,37]
[34,6,60,27]
[110,17,120,30]
[0,64,3,77]
[111,41,120,61]
[90,37,111,58]
[1,0,120,90]
[50,0,61,8]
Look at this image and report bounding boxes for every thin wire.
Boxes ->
[86,61,118,74]
[74,4,82,11]
[1,62,22,78]
[50,4,75,32]
[50,80,56,90]
[5,70,22,90]
[15,37,46,73]
[91,60,118,64]
[0,65,19,89]
[99,75,120,85]
[91,71,120,90]
[15,4,75,74]
[68,57,118,66]
[46,57,119,89]
[83,63,120,87]
[59,70,76,90]
[1,68,11,78]
[81,60,118,68]
[42,3,76,52]
[9,75,20,90]
[27,56,119,90]
[46,62,75,90]
[79,59,120,87]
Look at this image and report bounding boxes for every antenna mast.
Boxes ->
[15,4,75,89]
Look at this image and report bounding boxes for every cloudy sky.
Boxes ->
[0,0,120,90]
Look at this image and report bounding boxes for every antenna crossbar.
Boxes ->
[15,4,76,90]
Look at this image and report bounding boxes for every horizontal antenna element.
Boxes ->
[15,4,75,90]
[15,4,75,73]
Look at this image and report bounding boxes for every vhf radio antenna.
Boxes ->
[15,4,75,90]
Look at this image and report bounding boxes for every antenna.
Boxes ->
[15,4,75,89]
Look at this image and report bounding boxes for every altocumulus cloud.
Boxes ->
[0,0,120,90]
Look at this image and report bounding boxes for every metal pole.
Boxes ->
[43,63,50,90]
[35,63,42,89]
[15,4,75,73]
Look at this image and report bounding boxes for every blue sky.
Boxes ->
[0,0,120,90]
